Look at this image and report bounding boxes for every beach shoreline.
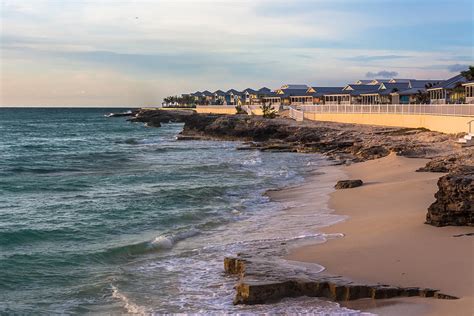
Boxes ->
[270,153,473,315]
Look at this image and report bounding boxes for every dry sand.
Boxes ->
[273,153,473,315]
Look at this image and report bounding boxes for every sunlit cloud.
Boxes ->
[1,0,472,106]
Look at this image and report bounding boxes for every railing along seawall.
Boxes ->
[289,107,304,121]
[298,104,474,117]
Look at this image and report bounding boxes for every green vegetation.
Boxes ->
[235,105,248,115]
[163,95,196,108]
[414,90,430,104]
[460,65,474,81]
[260,103,277,119]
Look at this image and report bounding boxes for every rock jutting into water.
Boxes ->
[224,256,458,305]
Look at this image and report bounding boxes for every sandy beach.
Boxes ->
[271,154,473,315]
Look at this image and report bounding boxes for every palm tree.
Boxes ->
[415,90,430,104]
[461,65,474,81]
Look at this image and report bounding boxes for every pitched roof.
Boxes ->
[311,87,344,97]
[380,82,410,91]
[397,88,426,96]
[281,84,309,90]
[258,87,272,93]
[409,80,443,89]
[355,80,372,84]
[427,74,468,90]
[345,84,378,91]
[278,88,311,96]
[213,90,226,96]
[243,88,258,94]
[226,89,243,96]
[202,90,213,97]
[371,79,392,84]
[191,91,202,97]
[262,92,281,98]
[389,78,415,83]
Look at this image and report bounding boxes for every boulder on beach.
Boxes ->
[335,179,364,189]
[426,166,474,227]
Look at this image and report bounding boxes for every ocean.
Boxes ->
[0,108,361,314]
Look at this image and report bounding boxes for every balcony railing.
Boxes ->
[297,104,474,117]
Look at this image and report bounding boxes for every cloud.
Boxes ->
[447,64,469,72]
[1,0,473,106]
[365,70,399,78]
[344,55,409,62]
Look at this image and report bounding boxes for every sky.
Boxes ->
[1,0,473,107]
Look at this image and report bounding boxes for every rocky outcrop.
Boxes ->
[132,109,467,164]
[417,150,474,173]
[129,109,194,127]
[335,180,364,189]
[224,256,458,305]
[426,166,474,227]
[132,110,474,227]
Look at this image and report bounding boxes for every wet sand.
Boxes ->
[272,154,473,315]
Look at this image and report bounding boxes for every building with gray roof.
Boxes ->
[427,74,468,104]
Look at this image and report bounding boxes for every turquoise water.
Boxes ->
[0,108,357,314]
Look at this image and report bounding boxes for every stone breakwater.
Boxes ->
[224,256,458,305]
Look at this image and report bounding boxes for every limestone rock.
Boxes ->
[426,166,474,227]
[223,255,458,305]
[335,180,364,189]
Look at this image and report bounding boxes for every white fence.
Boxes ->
[297,104,474,117]
[289,107,304,121]
[241,104,252,115]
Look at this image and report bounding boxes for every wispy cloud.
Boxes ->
[344,55,410,62]
[365,70,399,78]
[447,64,469,72]
[1,0,473,106]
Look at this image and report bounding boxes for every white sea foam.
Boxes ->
[151,228,201,250]
[111,285,147,315]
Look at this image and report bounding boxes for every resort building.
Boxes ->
[307,87,344,104]
[243,88,259,105]
[225,89,243,105]
[262,92,282,105]
[213,90,226,105]
[186,72,471,108]
[273,84,311,105]
[391,80,442,104]
[323,84,378,104]
[360,82,410,104]
[201,91,214,104]
[250,87,273,105]
[427,74,468,104]
[191,91,202,103]
[463,82,474,104]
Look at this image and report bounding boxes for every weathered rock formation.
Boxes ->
[131,109,474,227]
[426,166,474,227]
[129,109,194,127]
[335,180,364,189]
[224,256,458,305]
[132,110,466,164]
[417,150,474,173]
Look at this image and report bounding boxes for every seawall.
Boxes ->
[303,112,471,134]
